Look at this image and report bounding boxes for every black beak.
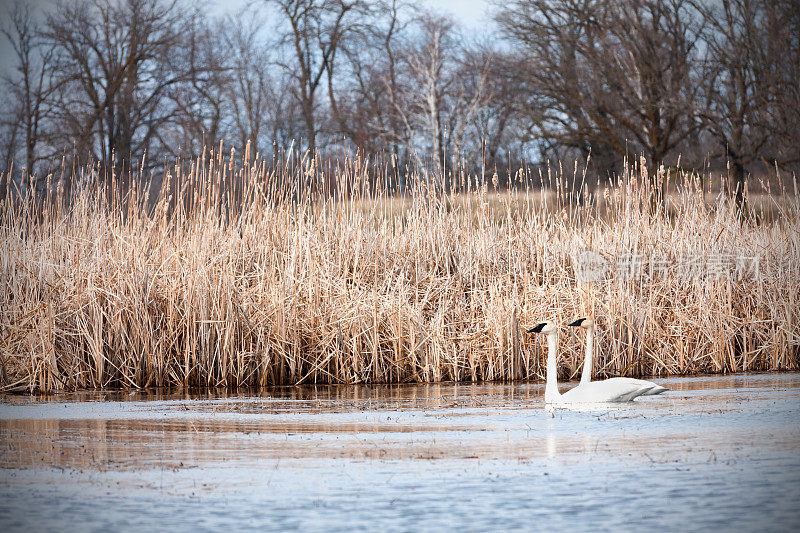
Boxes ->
[568,318,586,327]
[527,323,546,333]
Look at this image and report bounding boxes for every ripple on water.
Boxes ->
[1,372,799,531]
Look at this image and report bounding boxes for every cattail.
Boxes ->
[0,152,796,392]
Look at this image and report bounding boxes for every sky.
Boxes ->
[413,0,494,29]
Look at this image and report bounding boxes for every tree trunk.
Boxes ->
[302,99,316,155]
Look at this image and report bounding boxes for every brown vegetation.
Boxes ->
[1,152,798,392]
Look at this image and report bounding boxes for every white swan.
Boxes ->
[527,321,650,404]
[568,318,667,396]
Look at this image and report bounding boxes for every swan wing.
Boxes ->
[559,379,646,404]
[609,377,668,396]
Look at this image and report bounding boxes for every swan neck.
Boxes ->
[580,325,594,384]
[544,332,560,403]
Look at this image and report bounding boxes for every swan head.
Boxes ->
[527,321,556,335]
[568,317,594,329]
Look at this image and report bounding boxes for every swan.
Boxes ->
[527,321,651,404]
[568,318,667,396]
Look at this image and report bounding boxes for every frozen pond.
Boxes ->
[1,373,799,531]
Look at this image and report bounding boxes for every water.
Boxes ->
[1,373,799,532]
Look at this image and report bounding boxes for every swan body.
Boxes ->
[606,377,667,396]
[570,318,667,396]
[529,322,651,405]
[559,378,647,403]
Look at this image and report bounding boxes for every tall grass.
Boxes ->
[1,149,798,391]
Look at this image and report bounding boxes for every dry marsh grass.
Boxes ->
[1,151,798,391]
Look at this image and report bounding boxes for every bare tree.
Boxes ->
[468,47,527,174]
[267,0,365,155]
[327,0,413,156]
[223,14,270,157]
[45,0,199,172]
[378,0,415,167]
[496,0,602,165]
[220,11,302,161]
[403,14,455,174]
[761,0,800,170]
[0,0,792,187]
[445,43,492,168]
[167,15,231,159]
[695,0,774,205]
[0,100,21,199]
[497,0,701,176]
[1,4,60,176]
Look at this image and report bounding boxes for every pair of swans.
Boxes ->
[528,318,667,405]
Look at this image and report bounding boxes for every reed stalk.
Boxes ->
[1,150,798,391]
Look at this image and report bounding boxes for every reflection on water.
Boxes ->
[11,372,796,405]
[1,373,799,531]
[1,373,799,470]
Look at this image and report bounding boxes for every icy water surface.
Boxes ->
[1,373,799,531]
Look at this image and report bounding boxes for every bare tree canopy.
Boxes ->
[496,0,702,174]
[0,0,797,194]
[266,0,368,154]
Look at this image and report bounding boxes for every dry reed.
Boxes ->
[1,149,798,391]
